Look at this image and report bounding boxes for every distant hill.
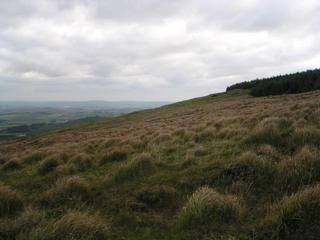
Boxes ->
[0,101,170,142]
[227,68,320,96]
[0,101,170,114]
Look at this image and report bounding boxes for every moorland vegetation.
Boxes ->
[1,87,320,239]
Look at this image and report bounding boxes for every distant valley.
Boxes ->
[0,101,169,142]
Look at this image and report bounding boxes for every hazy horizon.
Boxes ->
[1,0,320,101]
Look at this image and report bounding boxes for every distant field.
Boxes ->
[0,101,169,142]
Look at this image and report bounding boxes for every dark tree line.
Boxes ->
[226,69,320,96]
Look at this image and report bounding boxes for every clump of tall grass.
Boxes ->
[28,211,110,240]
[246,117,292,150]
[293,118,307,128]
[134,185,177,209]
[40,176,92,208]
[153,134,171,144]
[23,152,44,164]
[37,156,59,175]
[292,127,320,149]
[277,145,320,193]
[0,208,45,239]
[191,123,207,132]
[308,108,320,126]
[0,183,24,217]
[262,184,320,239]
[113,153,155,183]
[69,153,93,171]
[181,157,197,169]
[179,186,242,229]
[53,163,75,177]
[2,159,21,171]
[85,140,99,154]
[217,126,248,139]
[14,209,45,234]
[216,152,276,193]
[100,148,128,165]
[181,130,196,142]
[186,146,207,158]
[255,144,280,161]
[195,127,216,143]
[173,128,186,138]
[213,121,223,131]
[101,138,120,149]
[129,138,147,150]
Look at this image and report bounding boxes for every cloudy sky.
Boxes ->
[0,0,319,101]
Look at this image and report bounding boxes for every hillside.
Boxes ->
[1,90,320,239]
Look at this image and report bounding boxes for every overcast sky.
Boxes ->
[0,0,319,101]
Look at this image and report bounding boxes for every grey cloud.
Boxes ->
[86,0,185,22]
[0,0,320,101]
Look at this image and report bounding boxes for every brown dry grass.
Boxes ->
[277,145,320,193]
[40,176,92,208]
[2,91,314,161]
[28,211,110,240]
[0,183,24,217]
[179,186,242,229]
[1,90,320,239]
[262,184,320,239]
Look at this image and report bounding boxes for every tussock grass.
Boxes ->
[191,123,207,132]
[255,144,280,161]
[152,133,172,144]
[128,139,147,149]
[218,126,248,139]
[69,153,93,171]
[187,145,207,158]
[1,159,21,171]
[134,185,177,209]
[308,107,320,126]
[100,148,128,165]
[246,117,292,149]
[102,138,121,148]
[28,211,110,240]
[181,158,197,169]
[0,208,45,239]
[85,140,99,154]
[181,130,196,142]
[40,176,92,208]
[173,128,186,137]
[0,158,5,165]
[293,117,307,128]
[292,127,320,148]
[262,184,320,239]
[277,146,320,193]
[54,163,75,177]
[23,152,44,164]
[113,153,155,183]
[37,156,59,175]
[195,127,217,142]
[2,89,320,239]
[179,186,242,229]
[215,152,276,193]
[13,209,45,234]
[0,184,24,217]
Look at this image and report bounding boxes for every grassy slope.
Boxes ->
[1,90,320,239]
